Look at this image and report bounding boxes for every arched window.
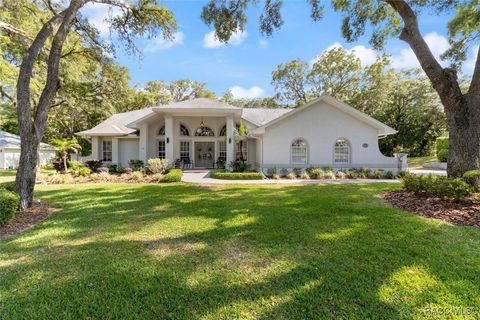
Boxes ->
[195,126,215,136]
[334,138,350,164]
[158,126,165,136]
[219,125,227,136]
[180,124,190,136]
[291,139,307,164]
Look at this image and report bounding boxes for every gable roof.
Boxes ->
[241,108,293,126]
[76,108,153,136]
[249,95,397,136]
[0,130,54,150]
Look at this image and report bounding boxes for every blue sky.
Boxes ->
[82,1,477,99]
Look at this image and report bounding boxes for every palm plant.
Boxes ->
[50,138,82,173]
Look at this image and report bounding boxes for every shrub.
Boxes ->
[97,167,109,173]
[383,171,396,179]
[47,173,75,184]
[229,160,251,172]
[286,172,296,179]
[107,164,119,173]
[292,168,302,177]
[300,172,310,179]
[370,169,384,179]
[210,170,263,180]
[70,160,82,172]
[85,159,102,171]
[336,171,347,179]
[463,169,480,179]
[89,173,100,181]
[128,160,144,171]
[147,158,169,174]
[346,169,358,179]
[121,167,133,174]
[0,181,15,191]
[305,167,316,176]
[0,189,19,226]
[402,174,472,199]
[436,137,448,162]
[52,160,68,172]
[321,166,333,172]
[437,149,448,163]
[77,167,91,177]
[152,173,164,182]
[323,170,336,179]
[266,167,277,177]
[161,169,183,182]
[279,168,289,177]
[131,171,144,181]
[309,168,323,179]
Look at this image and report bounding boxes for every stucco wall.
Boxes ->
[118,138,139,166]
[261,100,397,170]
[0,149,56,169]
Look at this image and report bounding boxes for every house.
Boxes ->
[77,96,406,173]
[0,130,56,169]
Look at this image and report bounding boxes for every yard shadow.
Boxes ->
[0,183,479,319]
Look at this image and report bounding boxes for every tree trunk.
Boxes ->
[14,138,39,209]
[63,153,68,173]
[445,94,480,178]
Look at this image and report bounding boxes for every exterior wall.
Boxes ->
[0,149,55,169]
[118,138,139,167]
[261,100,398,172]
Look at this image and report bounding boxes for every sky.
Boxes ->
[81,1,478,99]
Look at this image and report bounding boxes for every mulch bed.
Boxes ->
[382,191,480,228]
[0,202,57,239]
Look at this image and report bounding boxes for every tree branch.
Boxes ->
[0,86,15,103]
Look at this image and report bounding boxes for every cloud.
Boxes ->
[203,29,247,48]
[258,40,268,48]
[144,32,184,53]
[81,2,122,37]
[312,42,377,67]
[229,86,264,99]
[463,45,479,75]
[391,32,450,68]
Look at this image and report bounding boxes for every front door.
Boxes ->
[195,142,215,168]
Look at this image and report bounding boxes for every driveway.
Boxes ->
[181,171,400,184]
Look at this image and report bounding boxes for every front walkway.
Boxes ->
[181,171,400,184]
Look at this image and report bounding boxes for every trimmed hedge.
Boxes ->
[402,174,471,199]
[210,170,264,180]
[160,169,183,183]
[0,189,19,226]
[436,137,448,162]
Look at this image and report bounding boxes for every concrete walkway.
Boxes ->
[181,171,400,184]
[409,169,447,176]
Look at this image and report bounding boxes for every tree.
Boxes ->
[308,47,362,102]
[201,0,480,178]
[50,138,81,172]
[271,59,309,105]
[2,0,177,209]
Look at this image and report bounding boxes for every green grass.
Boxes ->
[1,183,479,319]
[408,155,437,169]
[0,170,16,183]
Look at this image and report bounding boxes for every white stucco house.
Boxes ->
[0,130,56,169]
[77,96,407,173]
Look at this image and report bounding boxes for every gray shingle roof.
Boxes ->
[76,99,293,136]
[76,108,153,136]
[0,130,53,149]
[241,108,293,126]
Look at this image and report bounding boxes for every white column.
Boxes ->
[91,137,99,159]
[139,123,148,162]
[165,115,174,163]
[112,138,119,164]
[226,115,234,166]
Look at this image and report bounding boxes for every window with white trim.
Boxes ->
[235,140,247,161]
[334,138,350,163]
[195,126,215,136]
[180,141,190,160]
[180,124,190,136]
[158,140,166,159]
[102,140,112,162]
[158,126,165,136]
[219,125,227,136]
[291,139,307,164]
[218,140,226,161]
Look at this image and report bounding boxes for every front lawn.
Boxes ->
[1,183,479,319]
[0,170,16,183]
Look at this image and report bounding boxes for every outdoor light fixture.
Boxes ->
[229,138,232,144]
[166,137,170,143]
